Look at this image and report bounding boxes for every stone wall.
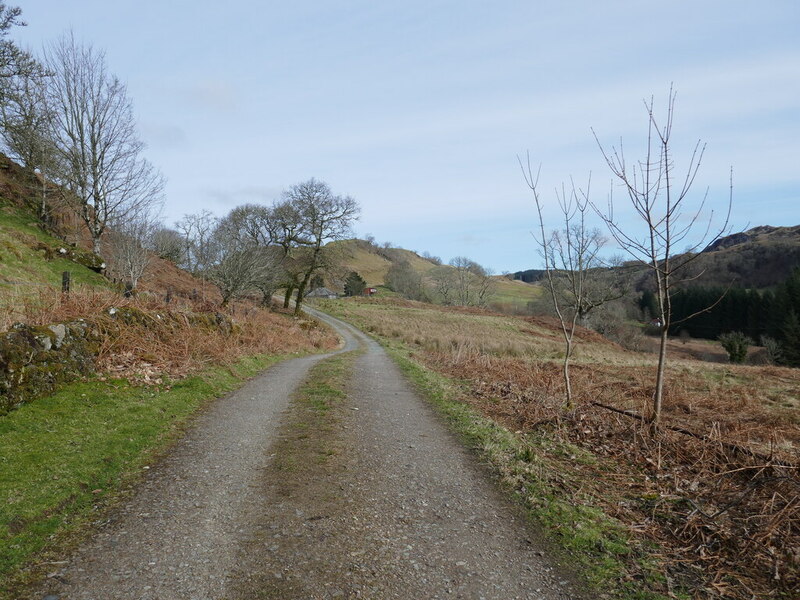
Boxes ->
[0,307,236,415]
[0,320,99,414]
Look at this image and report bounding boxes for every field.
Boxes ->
[316,296,800,599]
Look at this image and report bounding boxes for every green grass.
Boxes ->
[297,353,353,414]
[0,204,109,290]
[0,352,290,598]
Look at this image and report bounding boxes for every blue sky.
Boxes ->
[13,1,800,272]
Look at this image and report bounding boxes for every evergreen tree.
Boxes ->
[781,310,800,367]
[344,271,366,297]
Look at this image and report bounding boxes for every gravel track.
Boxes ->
[33,309,589,600]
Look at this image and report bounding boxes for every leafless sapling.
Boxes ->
[591,88,732,424]
[520,158,618,408]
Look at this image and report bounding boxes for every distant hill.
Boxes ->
[511,225,800,291]
[329,239,439,288]
[694,225,800,288]
[328,239,541,311]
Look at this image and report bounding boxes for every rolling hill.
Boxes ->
[329,238,542,311]
[512,224,800,292]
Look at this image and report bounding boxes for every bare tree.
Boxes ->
[175,210,218,274]
[431,265,456,305]
[209,209,278,306]
[106,205,160,292]
[473,263,498,307]
[446,256,495,307]
[450,256,475,306]
[0,5,57,223]
[251,246,284,307]
[149,226,185,264]
[0,68,62,222]
[592,88,732,424]
[215,203,284,307]
[386,260,426,301]
[521,161,622,408]
[44,33,164,256]
[286,179,359,315]
[265,198,308,309]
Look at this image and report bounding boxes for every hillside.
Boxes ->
[0,153,219,319]
[697,224,800,288]
[331,238,542,311]
[513,225,800,291]
[330,239,438,286]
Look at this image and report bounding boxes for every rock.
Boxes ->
[36,335,52,352]
[48,324,67,349]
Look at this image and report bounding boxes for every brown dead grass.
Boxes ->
[326,296,800,599]
[4,287,338,383]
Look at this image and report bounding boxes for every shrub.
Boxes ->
[760,335,782,365]
[718,331,752,364]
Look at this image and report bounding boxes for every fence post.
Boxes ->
[61,271,70,295]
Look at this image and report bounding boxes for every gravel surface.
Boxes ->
[33,309,590,600]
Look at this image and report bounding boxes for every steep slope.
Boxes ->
[0,152,218,312]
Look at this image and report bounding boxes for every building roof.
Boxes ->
[306,287,338,297]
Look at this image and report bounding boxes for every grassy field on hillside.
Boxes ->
[330,239,542,313]
[315,297,800,600]
[0,205,110,324]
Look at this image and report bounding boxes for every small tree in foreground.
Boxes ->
[592,87,732,424]
[520,159,621,408]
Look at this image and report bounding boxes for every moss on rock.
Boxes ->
[0,307,237,415]
[0,321,98,414]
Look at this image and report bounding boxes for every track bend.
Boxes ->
[33,308,586,600]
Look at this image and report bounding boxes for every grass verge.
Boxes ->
[0,351,294,599]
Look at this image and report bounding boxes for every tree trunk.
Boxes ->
[294,274,311,316]
[92,236,101,257]
[260,291,271,308]
[283,285,294,309]
[652,326,668,424]
[563,338,573,409]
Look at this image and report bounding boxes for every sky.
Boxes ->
[11,1,800,273]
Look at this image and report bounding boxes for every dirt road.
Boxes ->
[33,310,587,600]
